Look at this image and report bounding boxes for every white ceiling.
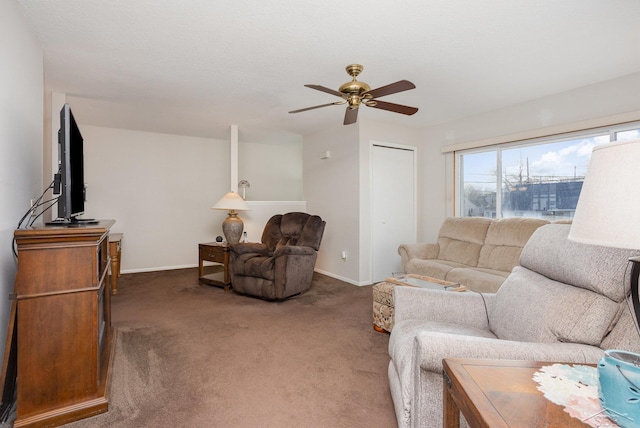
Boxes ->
[14,0,640,140]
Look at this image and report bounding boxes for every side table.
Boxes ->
[109,233,123,294]
[198,242,231,292]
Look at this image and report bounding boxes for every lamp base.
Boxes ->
[222,212,244,244]
[598,349,640,427]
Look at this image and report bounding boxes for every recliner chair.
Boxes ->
[229,212,325,300]
[388,223,640,427]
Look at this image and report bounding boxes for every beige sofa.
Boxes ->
[398,216,550,292]
[389,223,640,427]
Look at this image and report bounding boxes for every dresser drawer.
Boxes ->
[199,245,227,263]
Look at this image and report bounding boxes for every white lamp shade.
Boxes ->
[211,191,250,212]
[568,139,640,250]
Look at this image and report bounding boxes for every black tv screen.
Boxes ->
[57,103,85,221]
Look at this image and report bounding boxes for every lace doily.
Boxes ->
[533,363,619,427]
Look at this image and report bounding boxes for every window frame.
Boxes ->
[454,121,640,218]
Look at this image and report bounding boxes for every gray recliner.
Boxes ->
[388,223,640,427]
[229,212,326,300]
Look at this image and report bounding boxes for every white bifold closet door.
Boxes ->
[371,144,416,283]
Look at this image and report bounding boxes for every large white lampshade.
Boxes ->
[569,139,640,249]
[211,191,250,244]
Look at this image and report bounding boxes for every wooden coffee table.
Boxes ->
[442,358,595,428]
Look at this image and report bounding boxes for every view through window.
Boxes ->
[458,125,640,219]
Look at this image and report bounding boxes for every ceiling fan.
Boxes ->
[289,64,419,125]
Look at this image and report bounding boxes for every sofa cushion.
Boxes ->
[436,217,492,266]
[232,253,275,280]
[600,304,640,353]
[261,214,283,252]
[490,266,620,345]
[444,267,509,293]
[297,214,325,250]
[520,224,640,302]
[477,217,549,272]
[404,259,467,281]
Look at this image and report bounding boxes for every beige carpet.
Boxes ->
[63,268,396,428]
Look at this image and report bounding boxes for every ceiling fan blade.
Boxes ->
[289,101,343,114]
[344,106,359,125]
[305,84,345,98]
[368,100,419,116]
[365,80,416,99]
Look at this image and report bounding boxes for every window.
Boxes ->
[616,128,640,141]
[457,122,640,219]
[461,151,497,217]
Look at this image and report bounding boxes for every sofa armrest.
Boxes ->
[415,331,605,373]
[394,286,494,329]
[398,243,439,270]
[229,242,270,256]
[273,245,316,258]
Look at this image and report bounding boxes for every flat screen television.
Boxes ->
[49,104,95,225]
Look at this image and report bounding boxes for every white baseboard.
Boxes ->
[121,264,372,288]
[121,264,196,274]
[313,268,371,287]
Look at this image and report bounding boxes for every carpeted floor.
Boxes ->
[62,268,396,427]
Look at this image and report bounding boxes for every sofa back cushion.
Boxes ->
[437,217,492,267]
[262,212,326,252]
[477,217,549,272]
[490,266,620,345]
[490,223,640,346]
[262,214,283,253]
[519,224,639,302]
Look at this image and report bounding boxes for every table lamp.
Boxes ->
[211,191,249,244]
[568,139,640,427]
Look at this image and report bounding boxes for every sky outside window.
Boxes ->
[501,135,610,184]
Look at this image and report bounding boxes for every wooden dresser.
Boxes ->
[12,220,116,427]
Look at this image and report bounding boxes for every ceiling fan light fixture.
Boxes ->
[348,94,362,108]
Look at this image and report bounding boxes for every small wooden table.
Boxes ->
[109,233,123,294]
[198,242,231,292]
[442,358,593,428]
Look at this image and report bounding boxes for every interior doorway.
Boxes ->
[371,143,417,283]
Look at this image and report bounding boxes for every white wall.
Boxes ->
[0,0,43,360]
[80,125,230,272]
[432,72,640,148]
[303,124,361,284]
[302,119,421,285]
[419,72,640,242]
[238,133,304,201]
